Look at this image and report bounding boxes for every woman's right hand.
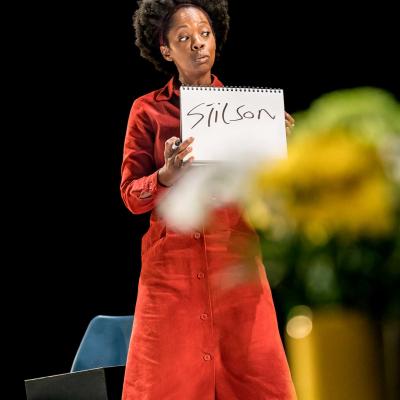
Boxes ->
[157,136,195,187]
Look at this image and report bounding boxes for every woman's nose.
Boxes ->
[192,38,205,51]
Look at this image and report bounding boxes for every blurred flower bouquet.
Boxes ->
[245,87,400,321]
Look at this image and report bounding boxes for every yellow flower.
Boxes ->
[247,131,395,242]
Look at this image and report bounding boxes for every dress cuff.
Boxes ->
[138,170,169,199]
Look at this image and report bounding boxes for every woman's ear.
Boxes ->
[160,45,172,62]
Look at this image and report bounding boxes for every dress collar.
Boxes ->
[155,74,223,101]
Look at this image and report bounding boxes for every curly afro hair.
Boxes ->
[133,0,230,73]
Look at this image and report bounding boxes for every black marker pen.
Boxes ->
[172,139,181,151]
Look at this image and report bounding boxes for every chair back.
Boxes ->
[71,315,134,372]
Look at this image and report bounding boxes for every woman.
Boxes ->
[120,1,297,399]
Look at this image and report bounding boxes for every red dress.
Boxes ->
[120,75,297,400]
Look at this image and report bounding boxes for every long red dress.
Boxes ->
[120,75,297,400]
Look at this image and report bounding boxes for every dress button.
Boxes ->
[203,353,212,361]
[197,272,205,279]
[193,232,201,239]
[200,313,208,320]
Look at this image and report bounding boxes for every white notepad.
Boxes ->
[180,86,287,164]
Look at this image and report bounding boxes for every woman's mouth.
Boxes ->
[194,55,209,64]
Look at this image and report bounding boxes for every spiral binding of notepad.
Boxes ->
[181,85,282,93]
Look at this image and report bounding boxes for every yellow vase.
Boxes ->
[285,306,385,400]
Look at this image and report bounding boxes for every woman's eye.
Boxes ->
[201,31,210,37]
[178,36,189,42]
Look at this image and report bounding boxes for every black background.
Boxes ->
[20,1,398,398]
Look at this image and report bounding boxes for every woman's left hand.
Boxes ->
[285,112,295,138]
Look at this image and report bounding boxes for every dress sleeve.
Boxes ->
[120,98,168,214]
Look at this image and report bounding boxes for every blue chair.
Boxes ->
[71,315,134,372]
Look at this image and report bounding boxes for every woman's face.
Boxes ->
[161,6,216,84]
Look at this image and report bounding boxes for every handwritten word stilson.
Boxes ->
[186,102,276,129]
